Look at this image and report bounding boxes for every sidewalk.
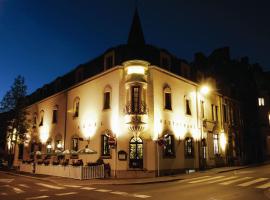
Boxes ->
[0,165,249,185]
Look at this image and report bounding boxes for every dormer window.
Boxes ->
[160,52,171,70]
[104,51,115,70]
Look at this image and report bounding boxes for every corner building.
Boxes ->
[14,9,243,178]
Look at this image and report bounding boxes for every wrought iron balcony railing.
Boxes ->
[124,101,148,115]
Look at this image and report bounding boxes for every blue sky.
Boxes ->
[0,0,269,99]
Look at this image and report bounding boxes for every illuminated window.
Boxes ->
[101,135,110,156]
[186,99,192,116]
[129,137,143,168]
[39,110,44,126]
[184,137,194,158]
[268,113,270,126]
[73,97,80,118]
[164,86,172,110]
[213,134,219,155]
[258,97,265,106]
[163,134,175,157]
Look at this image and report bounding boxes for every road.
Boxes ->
[1,164,270,200]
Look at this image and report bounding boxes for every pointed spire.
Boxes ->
[127,8,145,46]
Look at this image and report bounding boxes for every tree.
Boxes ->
[0,75,30,166]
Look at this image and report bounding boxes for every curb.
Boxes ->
[216,166,250,174]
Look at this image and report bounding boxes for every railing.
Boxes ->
[124,101,148,115]
[19,163,104,180]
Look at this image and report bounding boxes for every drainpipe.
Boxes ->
[63,91,68,150]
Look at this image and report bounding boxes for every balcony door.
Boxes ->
[131,86,141,113]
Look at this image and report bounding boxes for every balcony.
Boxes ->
[124,101,148,115]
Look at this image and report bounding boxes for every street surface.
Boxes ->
[2,164,270,200]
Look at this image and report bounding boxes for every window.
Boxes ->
[213,134,219,155]
[101,135,110,157]
[103,92,111,110]
[39,110,44,126]
[163,134,175,157]
[186,99,192,115]
[184,137,194,158]
[160,52,171,70]
[211,104,215,121]
[71,137,79,151]
[215,106,219,122]
[258,97,265,106]
[268,113,270,126]
[18,144,24,160]
[33,113,37,127]
[131,86,141,113]
[52,108,58,124]
[223,104,227,122]
[73,97,80,118]
[201,101,205,118]
[164,86,172,110]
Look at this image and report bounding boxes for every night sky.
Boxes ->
[0,0,269,99]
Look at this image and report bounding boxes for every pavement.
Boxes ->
[0,165,250,185]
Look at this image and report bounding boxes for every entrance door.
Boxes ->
[129,137,143,168]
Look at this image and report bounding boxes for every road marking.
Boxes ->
[55,192,78,196]
[256,182,270,189]
[95,189,112,192]
[183,176,211,182]
[133,194,151,198]
[0,179,14,183]
[19,184,30,188]
[81,187,96,190]
[110,191,129,196]
[63,185,81,188]
[238,178,269,187]
[13,186,24,193]
[36,183,64,190]
[207,176,238,184]
[189,176,225,183]
[39,189,48,192]
[26,196,49,200]
[220,177,253,185]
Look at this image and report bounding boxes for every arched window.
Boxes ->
[52,105,58,124]
[103,85,111,110]
[163,134,175,158]
[129,137,143,168]
[39,110,44,126]
[164,85,172,110]
[184,137,194,158]
[185,96,192,116]
[73,97,80,118]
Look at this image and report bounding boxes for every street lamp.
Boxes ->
[200,85,211,95]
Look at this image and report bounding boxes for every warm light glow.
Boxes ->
[57,143,62,149]
[220,131,227,151]
[268,113,270,126]
[153,111,163,140]
[127,65,145,75]
[40,125,49,144]
[191,128,201,141]
[200,85,211,95]
[81,114,97,139]
[111,109,120,137]
[47,144,52,149]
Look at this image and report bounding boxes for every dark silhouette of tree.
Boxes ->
[0,75,30,167]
